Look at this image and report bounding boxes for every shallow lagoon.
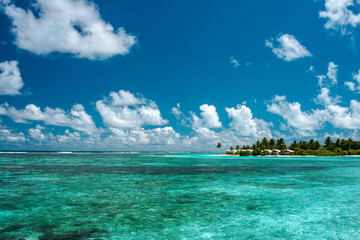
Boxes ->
[1,153,360,239]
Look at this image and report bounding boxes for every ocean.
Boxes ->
[0,152,360,239]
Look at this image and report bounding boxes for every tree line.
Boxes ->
[217,137,360,156]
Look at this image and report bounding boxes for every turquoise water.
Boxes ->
[1,153,360,239]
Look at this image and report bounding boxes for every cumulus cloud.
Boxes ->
[175,103,273,150]
[110,90,144,106]
[96,90,168,129]
[319,0,360,34]
[57,129,81,143]
[267,92,360,136]
[226,104,272,138]
[0,103,98,134]
[345,81,356,91]
[314,63,341,106]
[2,0,136,60]
[171,103,191,127]
[0,125,25,142]
[345,68,360,92]
[315,87,340,106]
[327,100,360,129]
[191,104,222,129]
[26,124,180,150]
[267,96,327,136]
[327,62,338,85]
[27,125,99,148]
[266,61,360,136]
[317,62,339,87]
[265,34,312,61]
[28,125,47,142]
[108,126,180,145]
[0,60,24,95]
[171,103,183,118]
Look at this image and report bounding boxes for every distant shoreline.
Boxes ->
[218,154,360,157]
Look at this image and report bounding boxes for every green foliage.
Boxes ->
[260,150,267,156]
[276,138,286,150]
[229,137,360,156]
[269,138,276,149]
[252,147,262,156]
[240,151,252,156]
[324,137,334,150]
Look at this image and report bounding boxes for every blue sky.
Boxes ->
[0,0,360,151]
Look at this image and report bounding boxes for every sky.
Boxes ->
[0,0,360,151]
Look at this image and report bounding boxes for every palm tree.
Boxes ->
[235,145,240,154]
[269,138,275,149]
[276,138,286,149]
[261,137,269,149]
[216,142,222,152]
[324,136,333,150]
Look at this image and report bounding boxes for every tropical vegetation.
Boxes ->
[221,137,360,156]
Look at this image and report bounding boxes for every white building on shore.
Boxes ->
[283,149,294,155]
[226,149,253,154]
[226,148,293,155]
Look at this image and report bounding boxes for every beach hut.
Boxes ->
[283,149,294,155]
[263,149,272,155]
[241,149,253,152]
[271,149,281,155]
[226,149,237,154]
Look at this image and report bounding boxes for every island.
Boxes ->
[217,137,360,156]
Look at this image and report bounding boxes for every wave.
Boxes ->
[0,152,28,154]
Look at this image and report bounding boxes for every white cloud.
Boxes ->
[110,90,144,106]
[345,69,360,92]
[171,103,183,118]
[28,125,47,141]
[319,0,360,34]
[345,81,356,91]
[272,63,342,134]
[324,130,360,141]
[96,90,168,129]
[327,62,338,85]
[317,62,338,87]
[315,87,340,106]
[27,125,99,148]
[57,130,81,143]
[3,0,136,60]
[0,60,24,95]
[171,103,191,127]
[353,68,360,82]
[307,65,314,73]
[191,104,222,128]
[327,100,360,129]
[225,104,272,138]
[267,96,327,136]
[267,92,360,136]
[265,34,312,61]
[26,126,180,150]
[0,125,25,142]
[0,103,98,134]
[229,57,252,68]
[177,103,273,151]
[230,57,240,68]
[192,127,219,140]
[108,126,181,146]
